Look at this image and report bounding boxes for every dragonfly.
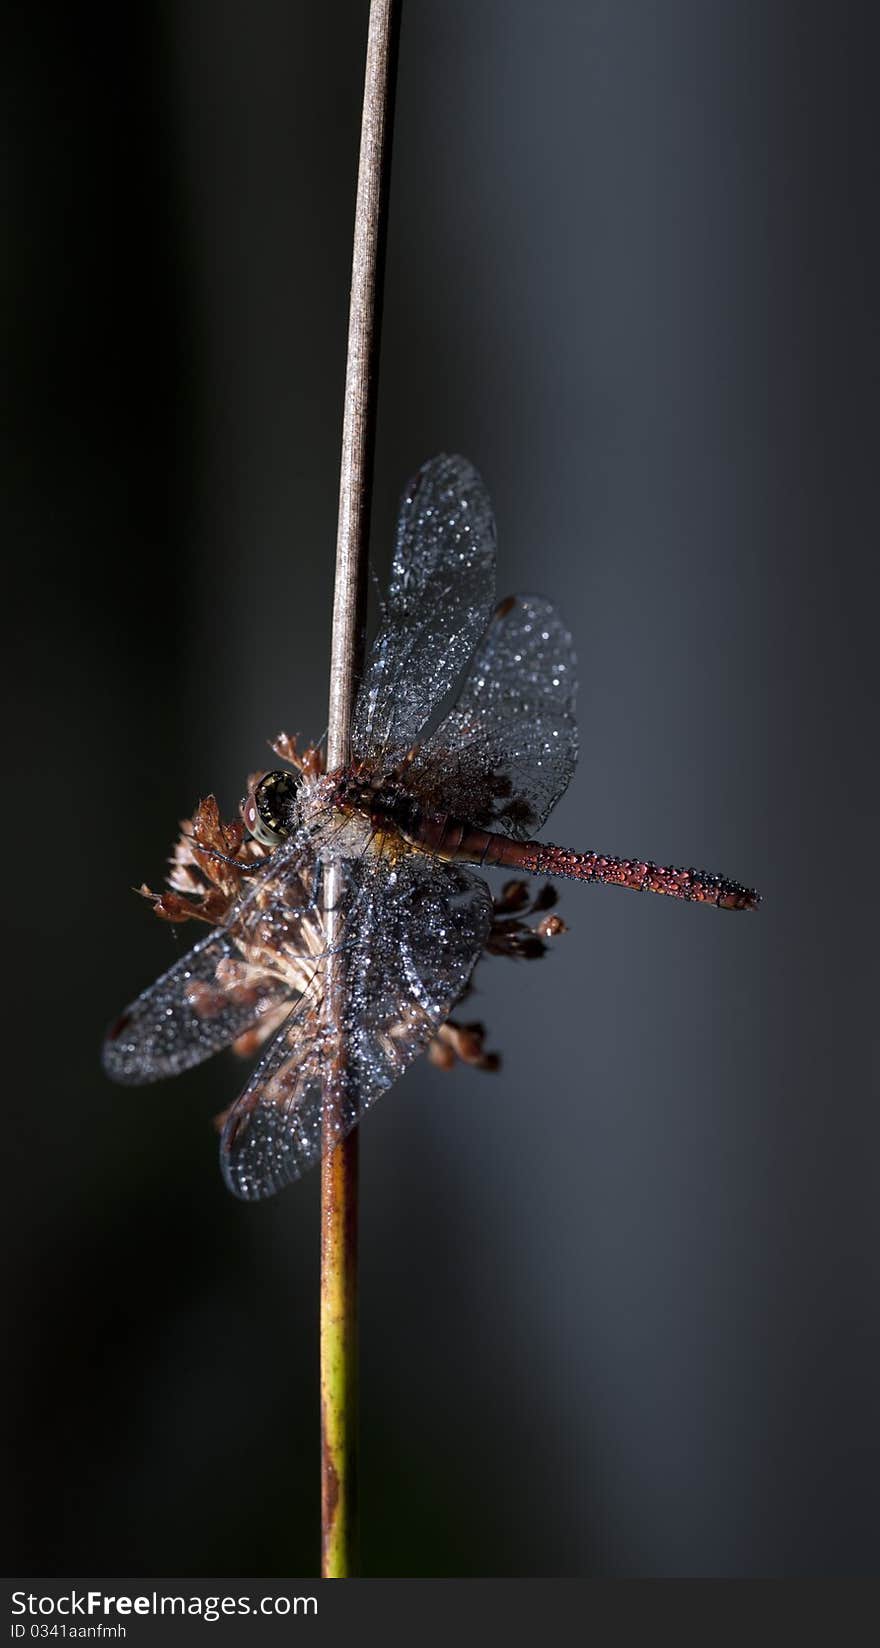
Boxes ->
[103,455,759,1199]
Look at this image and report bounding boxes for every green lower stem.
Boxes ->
[320,1128,359,1577]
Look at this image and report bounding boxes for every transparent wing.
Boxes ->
[351,455,497,766]
[408,594,578,837]
[102,836,321,1084]
[220,854,493,1199]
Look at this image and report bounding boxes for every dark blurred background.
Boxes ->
[4,0,878,1577]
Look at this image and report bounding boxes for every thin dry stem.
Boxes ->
[321,0,399,1581]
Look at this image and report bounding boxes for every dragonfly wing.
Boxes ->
[351,455,497,766]
[410,593,578,837]
[220,853,493,1199]
[102,836,320,1083]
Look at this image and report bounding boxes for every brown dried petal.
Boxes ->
[270,731,301,767]
[530,882,559,912]
[496,880,531,913]
[232,999,294,1059]
[536,913,566,939]
[427,1038,457,1071]
[139,885,216,924]
[430,1019,500,1072]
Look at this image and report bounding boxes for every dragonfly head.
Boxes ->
[242,769,299,847]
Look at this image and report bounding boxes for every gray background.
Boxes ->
[5,0,878,1575]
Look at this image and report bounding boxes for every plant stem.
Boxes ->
[321,0,399,1581]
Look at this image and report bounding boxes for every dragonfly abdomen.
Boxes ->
[470,832,760,911]
[357,787,759,913]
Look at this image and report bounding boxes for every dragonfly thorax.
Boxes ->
[297,769,428,862]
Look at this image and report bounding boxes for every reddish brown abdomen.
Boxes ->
[452,825,760,911]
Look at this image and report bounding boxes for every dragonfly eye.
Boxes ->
[243,770,298,846]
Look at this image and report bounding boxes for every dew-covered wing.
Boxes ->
[102,837,321,1084]
[408,594,578,837]
[351,455,497,767]
[220,853,493,1199]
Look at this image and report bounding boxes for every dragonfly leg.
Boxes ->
[184,837,273,876]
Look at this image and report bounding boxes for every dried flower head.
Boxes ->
[137,738,567,1090]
